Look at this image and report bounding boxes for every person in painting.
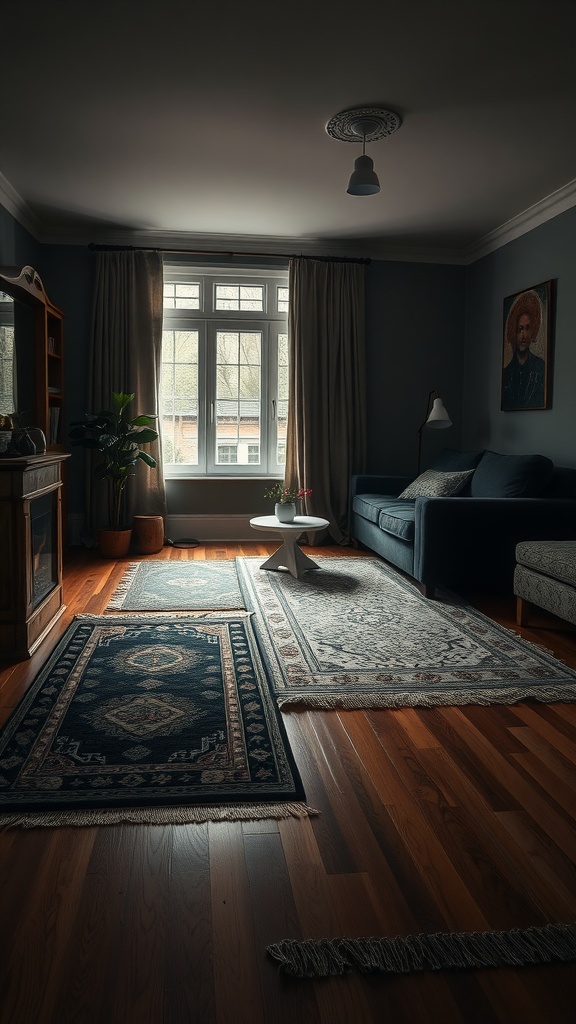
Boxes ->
[501,289,546,410]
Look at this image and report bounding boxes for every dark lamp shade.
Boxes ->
[347,154,380,196]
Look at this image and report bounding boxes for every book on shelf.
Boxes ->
[49,406,60,444]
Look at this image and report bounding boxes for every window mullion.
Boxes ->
[205,323,217,475]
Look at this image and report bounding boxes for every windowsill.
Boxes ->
[164,473,283,482]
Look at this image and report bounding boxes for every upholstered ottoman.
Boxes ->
[514,540,576,627]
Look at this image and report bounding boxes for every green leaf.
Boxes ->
[137,451,157,468]
[130,414,157,426]
[129,428,158,444]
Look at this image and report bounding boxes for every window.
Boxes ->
[0,291,15,416]
[161,265,288,476]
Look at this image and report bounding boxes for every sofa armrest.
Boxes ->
[413,496,576,589]
[351,473,413,497]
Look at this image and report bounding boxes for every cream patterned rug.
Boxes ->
[235,556,576,709]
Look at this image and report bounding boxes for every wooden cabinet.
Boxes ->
[0,454,70,659]
[0,264,65,450]
[39,300,65,448]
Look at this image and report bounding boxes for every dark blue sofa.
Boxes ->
[351,448,576,598]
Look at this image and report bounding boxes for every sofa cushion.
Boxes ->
[352,495,416,541]
[377,501,416,541]
[398,468,475,499]
[352,494,400,526]
[470,451,554,498]
[515,540,576,587]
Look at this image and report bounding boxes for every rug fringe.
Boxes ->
[106,562,140,609]
[0,802,319,830]
[266,924,576,978]
[275,684,576,710]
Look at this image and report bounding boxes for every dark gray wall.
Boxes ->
[462,206,576,467]
[365,260,466,475]
[0,205,41,268]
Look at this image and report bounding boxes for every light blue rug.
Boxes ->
[107,560,245,611]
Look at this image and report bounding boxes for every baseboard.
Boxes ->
[67,513,278,546]
[167,514,275,542]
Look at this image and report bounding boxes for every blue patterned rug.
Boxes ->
[236,556,576,709]
[0,615,311,828]
[106,560,245,610]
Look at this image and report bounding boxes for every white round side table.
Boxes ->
[249,515,330,579]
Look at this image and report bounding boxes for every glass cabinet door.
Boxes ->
[30,490,58,610]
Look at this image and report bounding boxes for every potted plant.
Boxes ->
[264,482,312,523]
[69,391,159,557]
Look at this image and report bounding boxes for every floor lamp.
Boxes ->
[417,389,452,474]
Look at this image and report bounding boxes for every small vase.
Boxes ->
[27,428,47,454]
[275,502,296,523]
[13,428,36,455]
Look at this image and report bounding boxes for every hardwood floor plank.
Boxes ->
[495,810,576,912]
[341,711,492,931]
[162,823,216,1023]
[389,734,576,922]
[208,820,266,1024]
[1,828,97,1024]
[509,703,576,759]
[439,708,576,862]
[51,825,138,1024]
[299,714,431,932]
[282,711,363,875]
[111,825,172,1023]
[243,830,322,1024]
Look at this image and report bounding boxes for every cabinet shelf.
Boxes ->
[0,265,65,451]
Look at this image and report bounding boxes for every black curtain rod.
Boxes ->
[87,243,370,265]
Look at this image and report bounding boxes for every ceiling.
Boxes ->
[3,0,576,262]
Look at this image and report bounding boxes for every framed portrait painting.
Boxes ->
[501,280,553,411]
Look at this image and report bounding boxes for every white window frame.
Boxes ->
[161,264,288,478]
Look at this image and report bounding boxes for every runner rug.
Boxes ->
[0,615,312,828]
[106,559,245,611]
[235,556,576,709]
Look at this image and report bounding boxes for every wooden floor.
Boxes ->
[1,542,575,1024]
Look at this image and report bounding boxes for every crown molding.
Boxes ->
[0,172,44,240]
[3,173,576,266]
[463,177,576,264]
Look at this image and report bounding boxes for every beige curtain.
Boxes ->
[285,257,367,544]
[85,249,166,538]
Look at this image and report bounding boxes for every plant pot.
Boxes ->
[97,528,132,559]
[132,515,164,554]
[275,502,296,523]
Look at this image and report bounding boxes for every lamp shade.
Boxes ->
[347,154,380,196]
[425,397,452,428]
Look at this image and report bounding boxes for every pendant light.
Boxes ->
[346,120,381,195]
[326,106,402,197]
